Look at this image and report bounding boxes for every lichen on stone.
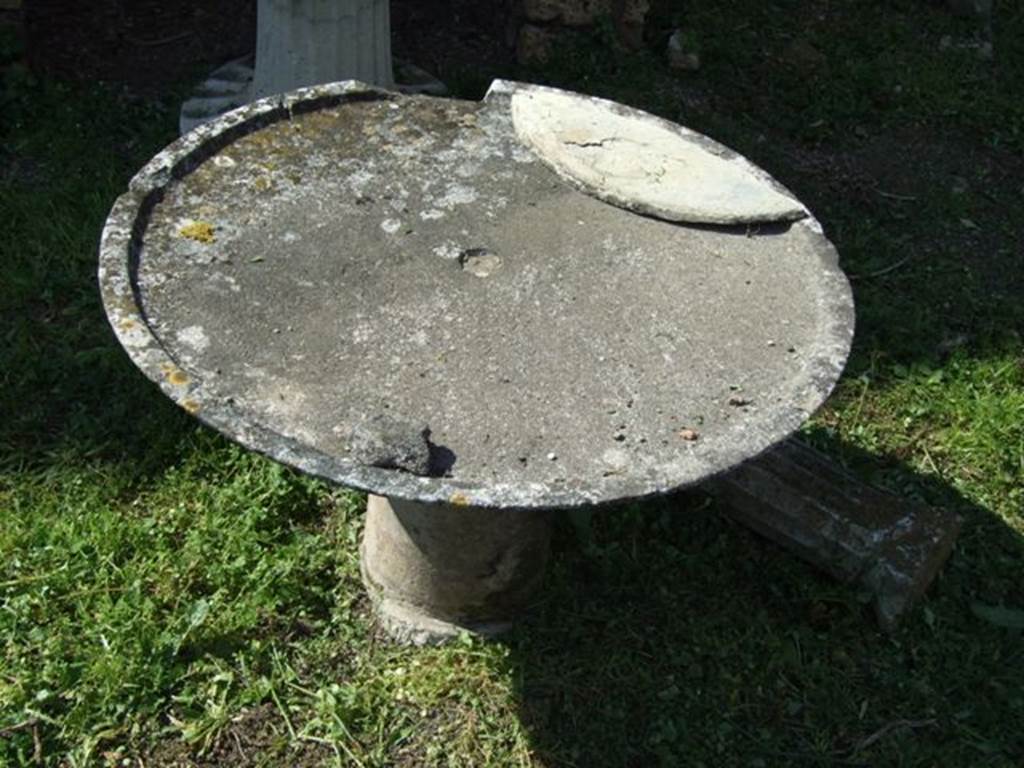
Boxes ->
[179,220,216,243]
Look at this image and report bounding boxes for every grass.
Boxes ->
[2,1,1023,765]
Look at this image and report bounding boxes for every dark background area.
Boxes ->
[17,0,514,93]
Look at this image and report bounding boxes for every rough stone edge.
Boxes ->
[484,79,807,225]
[100,79,854,511]
[179,56,446,136]
[865,509,962,631]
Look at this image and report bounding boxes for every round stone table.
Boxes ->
[100,80,854,644]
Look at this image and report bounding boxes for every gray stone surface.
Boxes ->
[100,79,854,510]
[704,438,962,630]
[361,494,553,644]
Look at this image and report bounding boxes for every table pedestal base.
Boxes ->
[360,495,553,645]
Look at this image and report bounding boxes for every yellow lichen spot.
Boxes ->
[253,176,273,192]
[182,399,201,415]
[179,220,216,244]
[119,318,137,331]
[167,369,189,386]
[449,492,471,507]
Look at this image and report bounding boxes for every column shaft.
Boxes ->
[361,494,553,644]
[254,0,394,99]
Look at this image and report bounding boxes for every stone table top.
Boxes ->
[99,80,854,509]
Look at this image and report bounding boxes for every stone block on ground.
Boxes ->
[703,438,962,630]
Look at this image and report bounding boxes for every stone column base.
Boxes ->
[360,494,553,645]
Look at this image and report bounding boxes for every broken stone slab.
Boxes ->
[347,414,433,476]
[506,83,806,225]
[703,437,962,630]
[120,79,853,511]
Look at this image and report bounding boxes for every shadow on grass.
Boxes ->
[0,271,200,481]
[0,79,202,482]
[508,436,1024,767]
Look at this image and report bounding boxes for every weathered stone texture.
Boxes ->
[101,80,854,510]
[704,438,962,630]
[361,495,553,644]
[102,80,869,642]
[348,414,433,476]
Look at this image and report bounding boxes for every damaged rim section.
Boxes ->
[99,79,854,511]
[487,79,807,225]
